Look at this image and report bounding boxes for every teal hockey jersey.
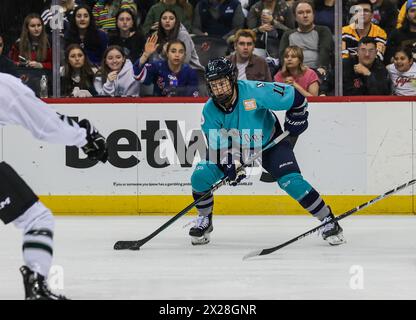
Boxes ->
[201,80,305,151]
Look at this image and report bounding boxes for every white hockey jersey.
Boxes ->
[0,73,87,147]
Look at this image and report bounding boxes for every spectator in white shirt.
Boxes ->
[387,45,416,95]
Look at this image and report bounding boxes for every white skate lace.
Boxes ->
[183,215,209,230]
[318,215,335,236]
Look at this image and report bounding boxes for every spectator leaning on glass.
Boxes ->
[343,36,392,95]
[142,0,192,36]
[109,8,145,64]
[155,9,204,70]
[226,29,272,81]
[65,5,109,66]
[274,45,320,96]
[61,43,98,97]
[133,36,199,97]
[385,0,416,64]
[342,0,387,61]
[387,45,416,95]
[9,13,52,70]
[94,45,140,96]
[192,0,245,40]
[92,0,137,36]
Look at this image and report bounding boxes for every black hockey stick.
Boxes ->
[113,130,290,251]
[243,179,416,260]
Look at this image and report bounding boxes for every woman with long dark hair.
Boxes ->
[64,5,108,66]
[134,37,199,97]
[94,45,140,96]
[61,43,97,97]
[108,8,145,63]
[154,9,203,70]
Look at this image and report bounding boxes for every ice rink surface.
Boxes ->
[0,215,415,300]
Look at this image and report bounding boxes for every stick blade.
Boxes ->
[113,240,137,250]
[242,249,263,261]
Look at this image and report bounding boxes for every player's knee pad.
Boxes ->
[277,173,313,201]
[191,162,222,193]
[0,162,38,225]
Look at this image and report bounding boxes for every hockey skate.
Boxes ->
[321,210,346,246]
[189,214,213,245]
[20,266,68,300]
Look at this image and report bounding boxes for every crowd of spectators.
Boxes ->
[0,0,415,97]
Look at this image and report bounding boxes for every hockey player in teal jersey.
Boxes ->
[189,57,345,246]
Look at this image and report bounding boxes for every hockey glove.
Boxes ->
[284,110,309,136]
[221,152,246,187]
[78,119,108,163]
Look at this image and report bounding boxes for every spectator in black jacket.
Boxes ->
[343,37,392,95]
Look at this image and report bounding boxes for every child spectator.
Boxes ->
[94,45,140,96]
[92,0,137,36]
[387,45,416,95]
[134,37,199,97]
[154,9,204,70]
[108,8,145,64]
[274,45,320,96]
[65,5,109,66]
[9,13,53,70]
[60,43,98,97]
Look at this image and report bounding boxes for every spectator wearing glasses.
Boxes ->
[343,36,391,95]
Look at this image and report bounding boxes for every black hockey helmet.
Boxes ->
[205,57,237,111]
